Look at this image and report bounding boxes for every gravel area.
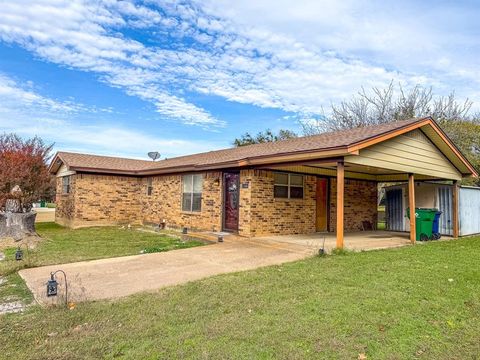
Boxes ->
[0,301,27,314]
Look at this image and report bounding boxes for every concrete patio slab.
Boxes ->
[257,230,412,252]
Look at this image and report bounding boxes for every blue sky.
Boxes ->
[0,0,479,159]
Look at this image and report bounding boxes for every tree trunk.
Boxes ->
[5,198,22,213]
[0,212,37,241]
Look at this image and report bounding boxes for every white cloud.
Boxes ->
[4,113,222,159]
[0,0,223,128]
[0,73,223,158]
[0,0,478,127]
[0,73,81,113]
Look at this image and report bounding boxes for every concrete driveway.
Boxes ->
[19,230,414,305]
[19,236,313,305]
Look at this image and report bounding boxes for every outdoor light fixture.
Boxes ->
[46,274,58,297]
[214,178,220,186]
[15,247,23,261]
[14,243,28,261]
[218,235,224,243]
[46,270,69,307]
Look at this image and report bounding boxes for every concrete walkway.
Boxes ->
[19,231,413,305]
[19,236,313,305]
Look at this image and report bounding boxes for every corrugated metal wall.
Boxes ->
[437,186,453,236]
[459,187,480,236]
[386,188,404,231]
[386,184,480,237]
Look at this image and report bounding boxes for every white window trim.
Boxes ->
[182,174,203,212]
[146,178,153,196]
[274,172,304,199]
[62,176,71,194]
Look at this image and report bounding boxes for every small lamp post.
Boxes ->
[46,274,58,297]
[217,235,224,243]
[15,247,23,261]
[14,243,28,261]
[46,270,68,307]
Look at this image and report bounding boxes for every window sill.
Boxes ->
[274,197,304,202]
[181,211,202,216]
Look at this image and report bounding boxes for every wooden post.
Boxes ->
[408,173,416,244]
[452,180,459,238]
[336,161,344,248]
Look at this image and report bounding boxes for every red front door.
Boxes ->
[223,172,240,231]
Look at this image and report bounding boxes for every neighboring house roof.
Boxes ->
[48,117,478,177]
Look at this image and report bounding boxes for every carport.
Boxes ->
[259,117,478,248]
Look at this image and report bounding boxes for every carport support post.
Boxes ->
[408,173,416,244]
[336,161,344,249]
[452,180,459,238]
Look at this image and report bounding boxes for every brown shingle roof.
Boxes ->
[53,152,154,173]
[142,117,423,170]
[52,117,471,175]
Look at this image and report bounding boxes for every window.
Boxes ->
[182,174,203,212]
[146,178,153,196]
[274,172,304,199]
[62,176,71,194]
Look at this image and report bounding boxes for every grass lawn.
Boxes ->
[1,237,479,359]
[0,223,204,311]
[0,223,204,277]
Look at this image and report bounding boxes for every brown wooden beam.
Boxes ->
[408,173,416,244]
[336,161,345,248]
[255,157,343,169]
[452,180,460,238]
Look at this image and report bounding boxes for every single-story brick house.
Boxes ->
[49,117,478,248]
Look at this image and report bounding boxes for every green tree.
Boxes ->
[437,118,480,186]
[233,129,297,147]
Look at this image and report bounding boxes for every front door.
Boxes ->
[223,172,240,232]
[316,178,328,232]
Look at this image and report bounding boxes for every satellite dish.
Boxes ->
[148,151,161,161]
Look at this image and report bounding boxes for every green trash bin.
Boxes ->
[406,208,436,241]
[40,200,46,208]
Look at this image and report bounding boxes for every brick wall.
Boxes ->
[72,173,143,227]
[329,178,378,232]
[239,169,317,237]
[55,175,76,227]
[141,172,223,232]
[55,169,377,235]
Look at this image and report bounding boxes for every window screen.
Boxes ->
[62,176,71,194]
[274,172,303,199]
[182,174,203,211]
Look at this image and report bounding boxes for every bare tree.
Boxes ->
[300,81,473,135]
[233,129,297,147]
[300,82,479,185]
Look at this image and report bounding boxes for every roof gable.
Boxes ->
[345,128,463,180]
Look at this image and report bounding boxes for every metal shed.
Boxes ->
[385,183,480,237]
